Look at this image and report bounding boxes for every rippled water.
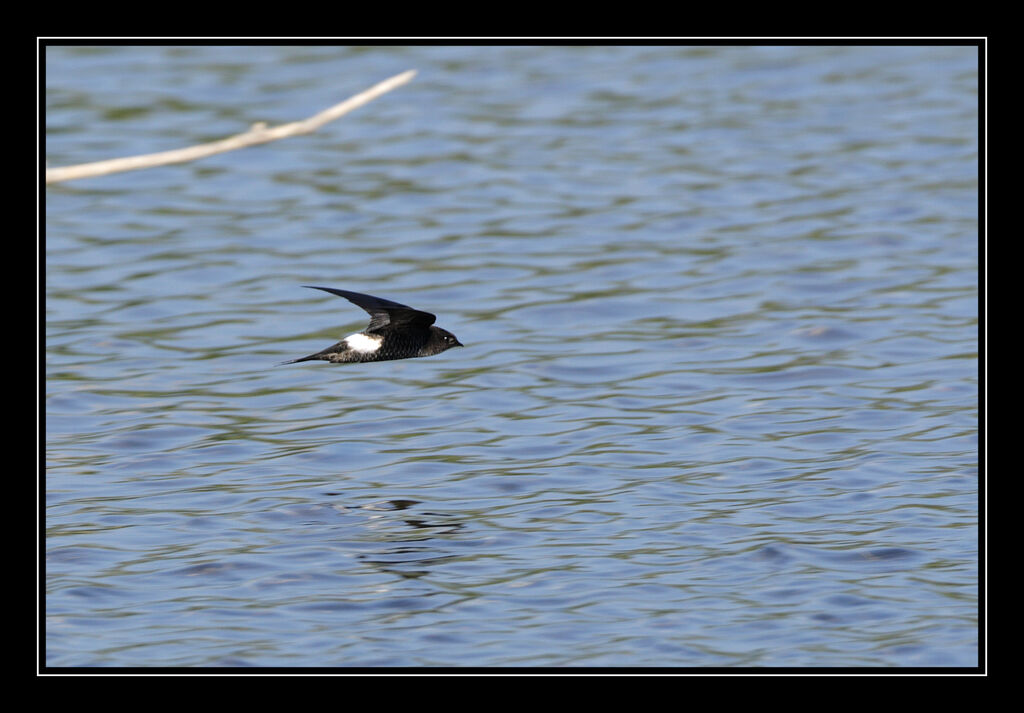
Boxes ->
[44,44,979,668]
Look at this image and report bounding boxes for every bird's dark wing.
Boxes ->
[302,286,436,331]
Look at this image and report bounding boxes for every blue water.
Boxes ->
[45,44,979,668]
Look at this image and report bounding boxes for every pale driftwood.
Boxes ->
[45,69,418,185]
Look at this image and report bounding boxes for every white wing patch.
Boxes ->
[344,332,383,354]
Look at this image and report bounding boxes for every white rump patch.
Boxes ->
[344,333,383,354]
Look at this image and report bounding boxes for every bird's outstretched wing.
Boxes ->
[302,286,436,331]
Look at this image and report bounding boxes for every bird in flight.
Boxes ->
[282,287,463,364]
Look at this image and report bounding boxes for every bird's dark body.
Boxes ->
[283,287,462,365]
[309,326,449,363]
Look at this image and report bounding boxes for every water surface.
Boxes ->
[45,44,979,668]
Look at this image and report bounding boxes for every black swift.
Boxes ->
[282,287,463,364]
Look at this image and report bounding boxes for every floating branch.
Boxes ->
[45,69,418,185]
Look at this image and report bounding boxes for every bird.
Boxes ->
[282,287,463,364]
